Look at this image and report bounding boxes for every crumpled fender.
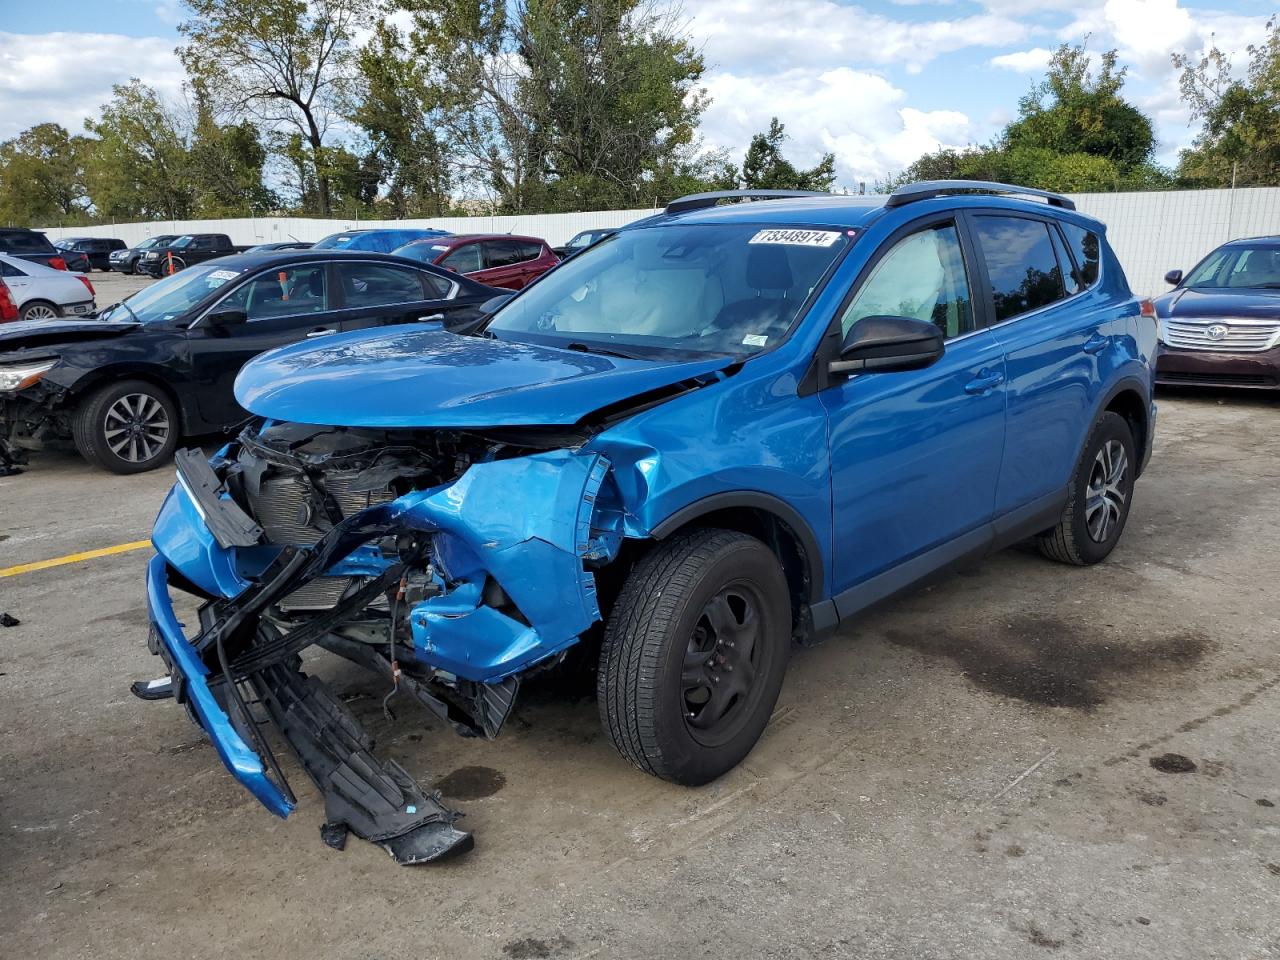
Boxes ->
[153,448,620,683]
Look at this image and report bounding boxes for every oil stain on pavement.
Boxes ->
[432,765,507,800]
[884,615,1212,709]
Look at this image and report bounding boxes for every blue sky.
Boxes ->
[1,0,1275,188]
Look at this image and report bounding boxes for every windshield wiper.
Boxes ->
[563,341,640,360]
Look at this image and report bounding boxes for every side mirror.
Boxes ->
[1164,269,1183,286]
[829,315,945,376]
[207,309,248,328]
[479,294,513,315]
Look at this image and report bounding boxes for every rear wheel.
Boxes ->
[1038,411,1135,565]
[71,379,179,474]
[597,528,791,785]
[19,300,59,322]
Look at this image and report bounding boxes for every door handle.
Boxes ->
[964,369,1004,395]
[1083,332,1108,354]
[306,327,338,338]
[418,313,445,322]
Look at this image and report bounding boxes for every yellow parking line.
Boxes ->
[0,540,152,578]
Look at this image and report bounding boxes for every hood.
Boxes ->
[0,318,140,352]
[1154,287,1280,320]
[235,327,731,428]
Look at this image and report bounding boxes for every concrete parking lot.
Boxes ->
[1,390,1278,960]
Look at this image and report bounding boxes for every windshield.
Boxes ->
[170,236,196,249]
[1183,244,1280,289]
[313,233,360,250]
[393,240,452,264]
[138,237,170,250]
[100,263,247,323]
[486,223,851,358]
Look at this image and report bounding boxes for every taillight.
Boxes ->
[78,275,95,297]
[0,280,17,322]
[49,256,67,271]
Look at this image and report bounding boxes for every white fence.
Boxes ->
[38,188,1280,295]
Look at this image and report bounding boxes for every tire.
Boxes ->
[71,379,179,474]
[597,528,791,785]
[19,300,60,322]
[1038,411,1136,565]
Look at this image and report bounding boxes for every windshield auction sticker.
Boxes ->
[748,229,842,247]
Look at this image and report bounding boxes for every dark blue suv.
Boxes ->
[141,181,1156,863]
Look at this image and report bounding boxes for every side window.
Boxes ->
[840,221,975,340]
[1049,225,1081,296]
[0,260,26,278]
[517,240,543,262]
[217,265,328,320]
[484,240,525,268]
[419,270,453,299]
[441,243,483,273]
[337,262,425,307]
[972,217,1066,323]
[1060,222,1101,288]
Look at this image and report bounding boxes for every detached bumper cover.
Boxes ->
[145,553,293,817]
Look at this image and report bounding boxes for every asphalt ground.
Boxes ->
[1,355,1277,958]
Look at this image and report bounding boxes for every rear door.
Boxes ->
[329,260,444,332]
[186,262,336,425]
[475,239,533,289]
[968,212,1123,516]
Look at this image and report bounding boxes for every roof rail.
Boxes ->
[886,180,1076,211]
[665,189,831,215]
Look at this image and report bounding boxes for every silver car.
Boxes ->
[0,253,96,322]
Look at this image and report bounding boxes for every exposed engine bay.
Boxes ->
[142,418,624,863]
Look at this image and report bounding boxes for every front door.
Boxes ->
[820,217,1006,607]
[187,262,335,426]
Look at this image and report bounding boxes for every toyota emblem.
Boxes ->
[1207,323,1229,340]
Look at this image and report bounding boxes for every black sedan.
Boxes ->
[0,250,502,474]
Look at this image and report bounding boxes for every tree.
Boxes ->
[178,0,373,215]
[84,80,194,220]
[0,124,91,226]
[738,118,836,192]
[883,42,1168,194]
[399,0,716,212]
[1173,17,1280,186]
[188,81,277,216]
[350,22,452,217]
[1005,45,1155,170]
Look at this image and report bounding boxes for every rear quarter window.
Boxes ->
[0,232,55,254]
[1060,222,1101,288]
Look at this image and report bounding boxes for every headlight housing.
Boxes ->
[145,252,159,260]
[0,359,57,392]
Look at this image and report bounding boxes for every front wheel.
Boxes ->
[1038,411,1136,565]
[597,528,792,785]
[71,380,179,474]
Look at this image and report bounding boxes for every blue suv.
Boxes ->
[140,181,1156,863]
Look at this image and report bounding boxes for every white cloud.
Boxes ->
[989,47,1053,72]
[687,0,1029,74]
[698,67,976,186]
[0,32,184,141]
[1102,0,1198,71]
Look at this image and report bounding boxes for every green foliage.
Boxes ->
[84,80,194,220]
[738,118,836,192]
[884,41,1167,195]
[179,0,373,215]
[1005,46,1155,170]
[0,123,91,226]
[1173,17,1280,186]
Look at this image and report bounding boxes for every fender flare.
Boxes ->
[1082,373,1153,475]
[649,490,826,602]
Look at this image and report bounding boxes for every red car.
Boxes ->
[392,234,559,290]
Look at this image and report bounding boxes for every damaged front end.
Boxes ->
[141,420,623,863]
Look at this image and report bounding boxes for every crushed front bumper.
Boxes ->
[141,444,621,862]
